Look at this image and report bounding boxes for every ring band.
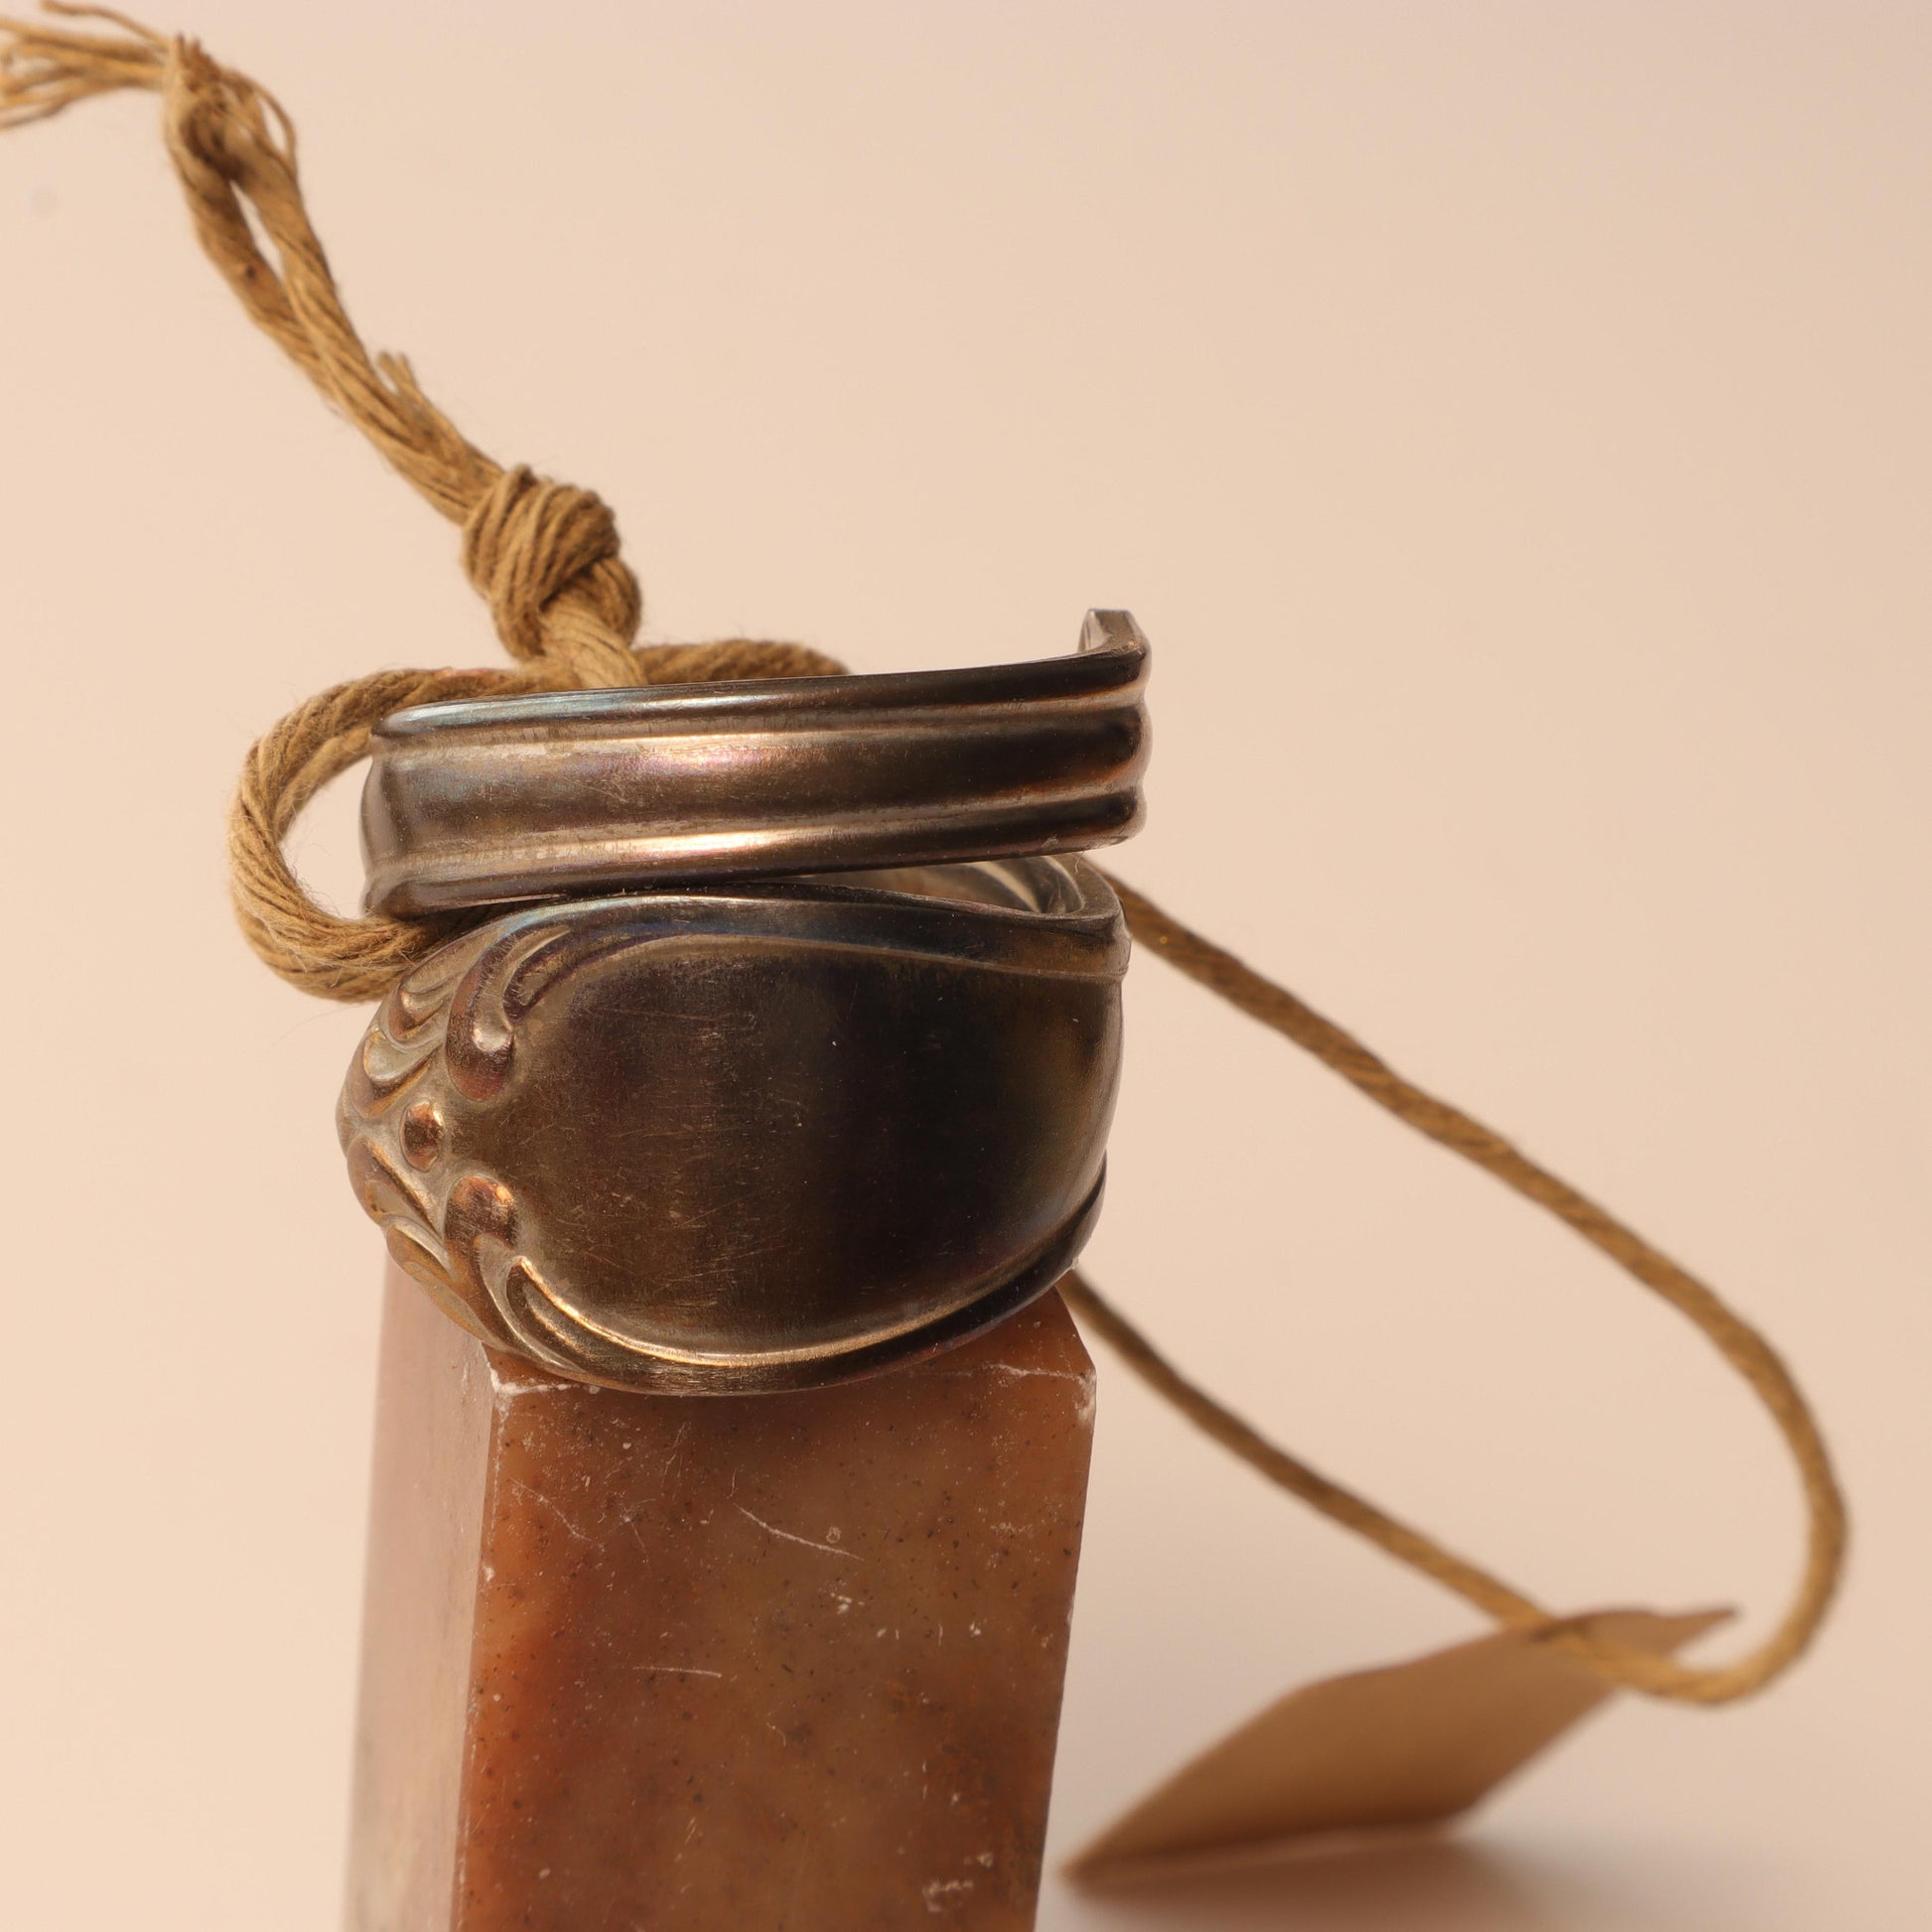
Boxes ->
[359,611,1149,915]
[339,857,1127,1394]
[362,618,1144,919]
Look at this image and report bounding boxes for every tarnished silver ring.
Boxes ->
[339,856,1127,1394]
[360,611,1148,915]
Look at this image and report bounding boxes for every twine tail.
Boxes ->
[1077,871,1849,1705]
[0,6,163,126]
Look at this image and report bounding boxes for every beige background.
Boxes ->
[1,3,1926,1927]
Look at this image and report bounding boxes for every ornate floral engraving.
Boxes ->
[338,868,1126,1394]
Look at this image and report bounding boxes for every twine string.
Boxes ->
[1069,884,1848,1703]
[0,4,841,999]
[0,3,1846,1705]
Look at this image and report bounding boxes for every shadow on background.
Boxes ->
[1069,1836,1666,1932]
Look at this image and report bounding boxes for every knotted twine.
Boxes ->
[0,3,1846,1706]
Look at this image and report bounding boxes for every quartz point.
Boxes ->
[345,1264,1096,1930]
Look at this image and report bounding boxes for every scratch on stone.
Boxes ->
[632,1663,723,1679]
[484,1356,573,1404]
[505,1476,595,1547]
[737,1504,863,1560]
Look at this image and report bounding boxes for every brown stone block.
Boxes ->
[346,1265,1096,1931]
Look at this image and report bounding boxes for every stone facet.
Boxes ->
[346,1264,1096,1930]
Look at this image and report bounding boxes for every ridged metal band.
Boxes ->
[360,611,1150,916]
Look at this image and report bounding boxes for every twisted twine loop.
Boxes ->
[0,3,1846,1708]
